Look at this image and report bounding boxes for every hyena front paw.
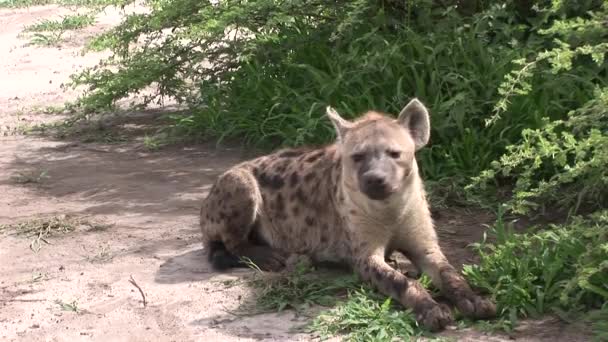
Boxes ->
[415,302,453,332]
[454,292,496,319]
[240,246,287,272]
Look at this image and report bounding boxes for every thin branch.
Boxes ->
[128,275,147,308]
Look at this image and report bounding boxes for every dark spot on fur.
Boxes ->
[252,167,260,177]
[219,211,227,220]
[305,150,323,163]
[372,267,384,282]
[276,164,287,173]
[320,234,328,243]
[292,206,300,216]
[295,188,307,203]
[349,209,357,215]
[392,275,408,295]
[275,194,285,215]
[257,172,284,189]
[304,172,315,183]
[305,216,315,226]
[289,172,299,187]
[231,210,240,219]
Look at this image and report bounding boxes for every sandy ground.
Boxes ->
[0,4,592,342]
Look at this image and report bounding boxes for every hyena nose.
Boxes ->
[363,174,386,189]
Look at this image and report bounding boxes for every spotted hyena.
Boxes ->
[200,99,496,331]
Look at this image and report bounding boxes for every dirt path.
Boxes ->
[0,4,590,342]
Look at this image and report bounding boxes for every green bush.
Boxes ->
[468,0,608,215]
[68,0,604,181]
[464,210,608,339]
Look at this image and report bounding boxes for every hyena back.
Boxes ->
[200,99,496,331]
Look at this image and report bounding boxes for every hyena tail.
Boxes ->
[207,240,244,270]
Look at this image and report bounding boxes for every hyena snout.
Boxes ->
[360,171,393,200]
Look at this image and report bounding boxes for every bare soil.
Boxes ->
[0,4,591,342]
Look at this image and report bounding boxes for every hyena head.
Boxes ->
[327,99,430,201]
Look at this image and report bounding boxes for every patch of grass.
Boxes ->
[240,258,448,341]
[31,117,130,144]
[23,13,95,33]
[11,169,49,184]
[0,214,107,252]
[84,243,113,263]
[310,287,422,341]
[21,12,97,47]
[1,123,33,137]
[83,30,117,52]
[80,130,128,144]
[28,105,69,115]
[242,259,360,315]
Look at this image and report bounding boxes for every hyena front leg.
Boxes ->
[406,244,496,319]
[353,253,453,331]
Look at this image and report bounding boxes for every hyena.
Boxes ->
[200,99,496,331]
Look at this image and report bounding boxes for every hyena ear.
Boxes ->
[397,98,431,150]
[326,106,353,142]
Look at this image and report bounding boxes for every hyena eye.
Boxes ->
[351,153,365,163]
[387,150,401,159]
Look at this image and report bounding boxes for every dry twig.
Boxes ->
[128,275,147,307]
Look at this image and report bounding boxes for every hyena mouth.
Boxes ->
[361,186,393,201]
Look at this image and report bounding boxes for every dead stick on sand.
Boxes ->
[128,275,147,307]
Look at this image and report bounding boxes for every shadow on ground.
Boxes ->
[0,110,246,219]
[155,247,214,284]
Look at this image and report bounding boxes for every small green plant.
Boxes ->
[142,134,163,151]
[29,31,64,46]
[55,299,79,313]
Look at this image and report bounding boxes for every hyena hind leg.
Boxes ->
[201,169,287,272]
